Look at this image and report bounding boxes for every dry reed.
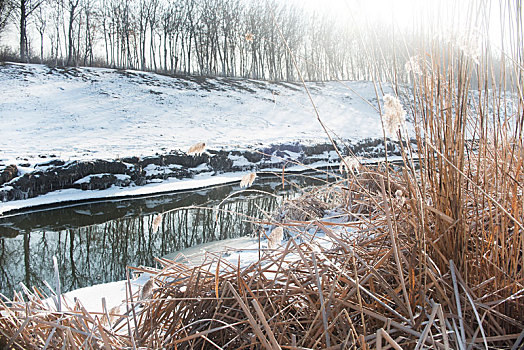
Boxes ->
[0,163,521,348]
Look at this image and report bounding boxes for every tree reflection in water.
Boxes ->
[0,174,326,297]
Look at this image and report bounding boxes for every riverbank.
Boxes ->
[0,62,403,166]
[0,140,408,215]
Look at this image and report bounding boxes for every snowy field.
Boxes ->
[0,62,393,167]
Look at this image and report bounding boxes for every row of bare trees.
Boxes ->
[0,0,409,81]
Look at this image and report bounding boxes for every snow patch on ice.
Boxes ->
[58,209,356,313]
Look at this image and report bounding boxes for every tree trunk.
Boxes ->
[67,5,75,66]
[40,31,44,62]
[103,20,109,64]
[19,0,27,62]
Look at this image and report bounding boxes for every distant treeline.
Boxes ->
[0,0,509,83]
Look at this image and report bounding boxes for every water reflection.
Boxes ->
[0,174,327,297]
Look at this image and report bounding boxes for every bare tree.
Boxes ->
[0,0,13,37]
[18,0,45,61]
[5,0,427,84]
[48,0,63,64]
[65,0,79,65]
[34,4,46,61]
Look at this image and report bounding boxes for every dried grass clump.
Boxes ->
[276,190,331,222]
[1,3,523,349]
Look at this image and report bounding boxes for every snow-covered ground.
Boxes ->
[0,62,393,166]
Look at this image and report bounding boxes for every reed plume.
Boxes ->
[152,213,162,233]
[267,226,283,248]
[339,156,361,174]
[240,172,257,188]
[187,142,206,156]
[139,278,154,301]
[382,94,406,137]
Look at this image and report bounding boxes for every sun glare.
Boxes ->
[299,0,504,47]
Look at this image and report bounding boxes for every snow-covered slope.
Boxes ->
[0,63,409,213]
[0,62,392,166]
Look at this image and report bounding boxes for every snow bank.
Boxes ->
[0,171,244,214]
[0,63,411,212]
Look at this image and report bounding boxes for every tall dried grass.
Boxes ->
[394,5,524,329]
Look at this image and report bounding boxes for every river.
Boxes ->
[0,172,329,298]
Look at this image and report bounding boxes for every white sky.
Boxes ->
[297,0,506,47]
[299,0,420,24]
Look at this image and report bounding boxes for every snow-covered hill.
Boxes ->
[0,62,406,213]
[0,62,393,164]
